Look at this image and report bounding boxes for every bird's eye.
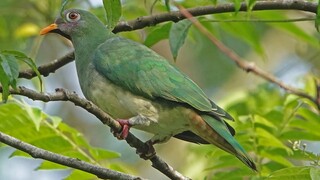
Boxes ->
[66,12,80,22]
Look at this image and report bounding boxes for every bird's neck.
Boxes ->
[71,29,113,80]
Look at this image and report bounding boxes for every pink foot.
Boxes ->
[113,119,131,140]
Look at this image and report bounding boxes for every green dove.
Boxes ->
[40,9,256,170]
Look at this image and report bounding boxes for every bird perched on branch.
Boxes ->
[40,9,256,170]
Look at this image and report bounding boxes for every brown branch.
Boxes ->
[6,86,189,180]
[0,131,140,180]
[177,4,319,109]
[20,1,318,80]
[112,1,317,33]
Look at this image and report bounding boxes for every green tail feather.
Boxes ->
[202,115,257,171]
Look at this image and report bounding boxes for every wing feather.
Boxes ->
[93,36,232,119]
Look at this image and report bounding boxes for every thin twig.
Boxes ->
[6,86,189,180]
[204,17,315,23]
[112,1,317,33]
[176,4,319,109]
[0,131,141,180]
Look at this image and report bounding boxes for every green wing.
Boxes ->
[93,36,231,118]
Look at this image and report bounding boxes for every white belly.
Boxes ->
[79,64,191,139]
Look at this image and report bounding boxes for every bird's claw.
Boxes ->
[112,119,131,140]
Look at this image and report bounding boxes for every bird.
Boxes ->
[40,9,256,170]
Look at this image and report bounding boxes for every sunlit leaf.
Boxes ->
[89,148,120,160]
[65,170,95,180]
[103,0,122,29]
[266,166,319,180]
[0,102,121,172]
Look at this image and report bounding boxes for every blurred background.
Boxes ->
[0,0,319,179]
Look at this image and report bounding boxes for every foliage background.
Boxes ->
[0,0,319,179]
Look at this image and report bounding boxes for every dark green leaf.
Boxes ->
[0,67,10,102]
[2,50,42,91]
[144,23,172,47]
[315,0,320,32]
[169,19,192,60]
[0,54,18,102]
[165,0,171,11]
[0,54,19,88]
[103,0,122,29]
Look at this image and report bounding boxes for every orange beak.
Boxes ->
[40,23,58,35]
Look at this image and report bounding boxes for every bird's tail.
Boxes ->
[190,114,257,171]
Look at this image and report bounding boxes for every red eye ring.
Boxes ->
[66,12,81,22]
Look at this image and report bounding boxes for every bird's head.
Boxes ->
[40,9,107,40]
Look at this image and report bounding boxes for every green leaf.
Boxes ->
[1,50,42,91]
[254,114,278,130]
[0,102,121,172]
[260,150,293,167]
[247,0,256,12]
[66,170,95,180]
[266,166,318,180]
[256,12,319,48]
[165,0,171,11]
[256,127,292,154]
[310,167,320,180]
[24,105,44,131]
[0,70,10,101]
[169,19,192,60]
[0,54,19,88]
[0,53,20,101]
[233,0,241,15]
[103,0,122,29]
[144,23,172,47]
[49,116,62,128]
[315,0,320,32]
[89,148,120,160]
